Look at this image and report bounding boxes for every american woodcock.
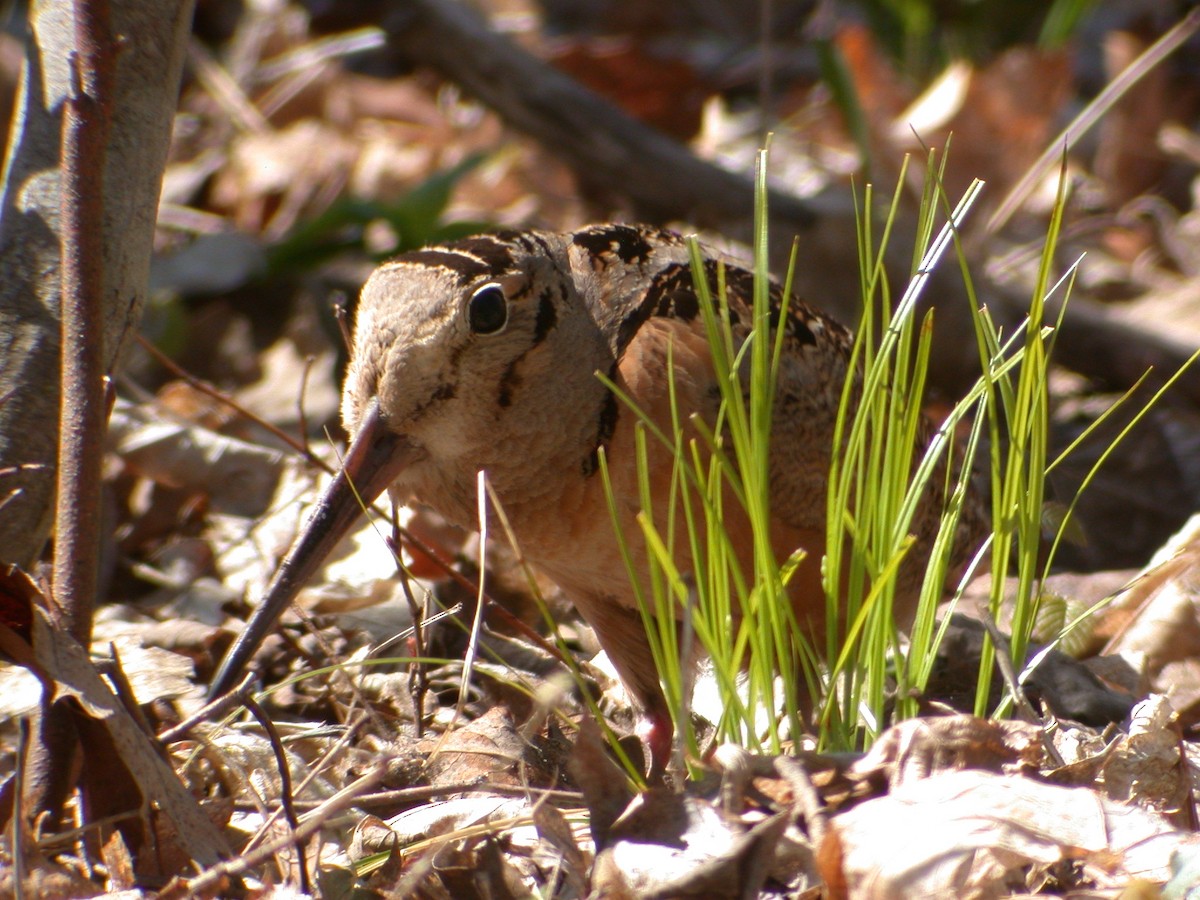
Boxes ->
[210,224,984,774]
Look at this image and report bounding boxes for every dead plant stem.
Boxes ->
[54,0,116,643]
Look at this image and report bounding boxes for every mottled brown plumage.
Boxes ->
[211,224,982,774]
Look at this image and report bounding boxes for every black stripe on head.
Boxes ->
[614,295,658,357]
[496,368,519,409]
[532,287,558,345]
[445,234,517,273]
[402,250,491,280]
[716,261,820,345]
[513,231,552,257]
[783,308,817,346]
[494,285,560,409]
[718,263,752,328]
[572,225,654,266]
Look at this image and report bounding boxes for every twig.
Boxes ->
[255,27,385,84]
[974,609,1039,723]
[13,718,28,900]
[156,672,257,744]
[382,0,817,231]
[333,297,353,353]
[186,762,388,894]
[392,517,430,738]
[256,28,386,119]
[263,781,585,813]
[243,694,310,894]
[774,755,828,846]
[55,0,116,643]
[296,354,315,456]
[186,38,271,134]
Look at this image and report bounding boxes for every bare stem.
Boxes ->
[54,0,116,643]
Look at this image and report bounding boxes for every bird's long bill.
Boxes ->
[208,399,414,698]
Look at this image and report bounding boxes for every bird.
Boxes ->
[209,223,984,776]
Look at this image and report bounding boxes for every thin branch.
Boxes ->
[185,763,388,894]
[54,0,117,643]
[383,0,818,232]
[243,694,310,894]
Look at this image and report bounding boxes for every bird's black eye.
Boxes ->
[468,283,508,335]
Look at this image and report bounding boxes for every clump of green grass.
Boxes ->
[597,144,997,761]
[595,144,816,768]
[820,150,988,747]
[601,142,1193,768]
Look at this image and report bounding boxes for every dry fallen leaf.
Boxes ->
[824,767,1200,899]
[1101,695,1196,829]
[109,397,286,518]
[592,789,788,900]
[1105,512,1200,679]
[423,706,554,789]
[367,793,588,896]
[851,714,1044,790]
